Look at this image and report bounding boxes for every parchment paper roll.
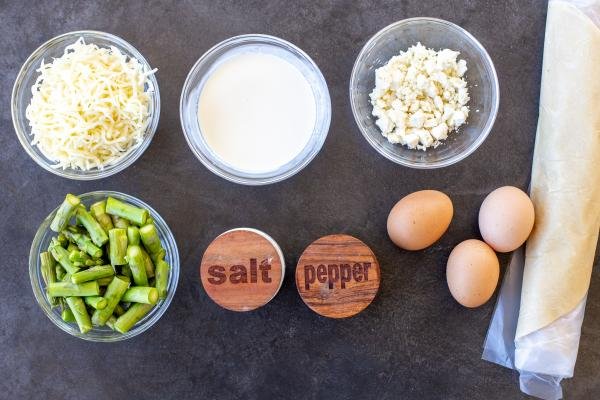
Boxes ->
[483,1,600,399]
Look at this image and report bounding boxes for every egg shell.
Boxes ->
[446,239,499,308]
[478,186,535,253]
[387,190,453,251]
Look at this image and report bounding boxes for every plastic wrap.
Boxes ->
[482,1,600,398]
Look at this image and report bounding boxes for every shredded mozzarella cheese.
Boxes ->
[25,38,156,170]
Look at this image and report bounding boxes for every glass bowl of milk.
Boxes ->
[180,34,331,185]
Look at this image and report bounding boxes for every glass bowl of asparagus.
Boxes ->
[29,191,180,341]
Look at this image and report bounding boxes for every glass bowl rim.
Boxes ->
[349,17,500,169]
[11,30,161,181]
[29,190,180,342]
[179,33,332,185]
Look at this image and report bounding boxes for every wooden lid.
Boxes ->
[200,228,285,312]
[295,234,380,318]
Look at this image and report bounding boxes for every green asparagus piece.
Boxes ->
[84,296,107,310]
[61,308,76,323]
[69,249,90,264]
[106,315,118,330]
[47,281,100,297]
[140,248,155,278]
[113,303,126,317]
[108,228,128,265]
[145,216,155,225]
[71,265,115,284]
[49,244,80,274]
[67,243,78,253]
[40,251,59,306]
[50,194,80,232]
[126,245,148,286]
[122,286,158,305]
[40,251,57,286]
[66,297,92,334]
[121,264,132,279]
[91,276,129,326]
[139,224,164,259]
[62,229,102,258]
[155,259,170,300]
[76,206,108,247]
[114,303,154,333]
[87,258,103,267]
[56,233,68,247]
[111,215,130,229]
[90,200,114,234]
[127,226,141,246]
[106,197,148,225]
[96,276,113,286]
[55,265,66,281]
[116,275,131,284]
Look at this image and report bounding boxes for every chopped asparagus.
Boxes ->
[49,244,80,274]
[71,265,115,284]
[61,308,76,323]
[69,249,91,264]
[140,248,155,278]
[106,315,118,330]
[126,245,148,286]
[155,259,170,300]
[113,303,126,317]
[90,200,114,234]
[47,281,100,297]
[76,206,108,247]
[55,265,66,281]
[66,297,92,334]
[122,287,158,305]
[84,296,107,310]
[116,275,131,284]
[127,226,141,246]
[40,251,57,286]
[121,264,132,279]
[50,194,80,232]
[91,276,129,326]
[114,303,154,333]
[43,194,171,336]
[108,228,128,265]
[40,251,58,306]
[96,276,113,286]
[139,224,164,260]
[62,229,102,258]
[106,197,148,225]
[56,233,68,247]
[111,215,130,229]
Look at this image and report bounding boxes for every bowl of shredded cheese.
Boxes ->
[350,18,499,169]
[11,31,160,180]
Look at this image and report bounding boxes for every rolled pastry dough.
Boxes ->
[516,0,600,339]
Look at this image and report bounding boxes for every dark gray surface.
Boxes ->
[1,1,599,399]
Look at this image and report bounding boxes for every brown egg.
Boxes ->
[446,239,499,308]
[387,190,453,250]
[478,186,535,253]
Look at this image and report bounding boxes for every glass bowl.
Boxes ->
[180,34,331,185]
[350,18,499,169]
[29,191,180,342]
[11,30,160,180]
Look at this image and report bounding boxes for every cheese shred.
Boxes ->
[25,38,156,170]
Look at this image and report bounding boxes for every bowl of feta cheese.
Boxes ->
[350,18,499,168]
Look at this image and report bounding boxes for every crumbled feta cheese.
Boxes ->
[369,42,470,150]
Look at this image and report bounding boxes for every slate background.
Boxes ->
[1,0,599,399]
